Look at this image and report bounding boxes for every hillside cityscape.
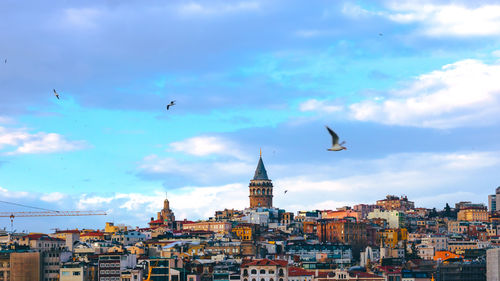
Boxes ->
[3,1,500,280]
[1,155,499,280]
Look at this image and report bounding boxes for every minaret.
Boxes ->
[249,150,273,208]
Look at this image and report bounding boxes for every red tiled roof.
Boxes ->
[376,266,402,274]
[315,271,332,278]
[136,227,152,231]
[350,271,383,278]
[242,259,288,267]
[81,232,105,237]
[25,234,63,241]
[55,230,80,234]
[149,219,164,224]
[288,266,314,277]
[24,234,46,240]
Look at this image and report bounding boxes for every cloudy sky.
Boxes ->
[1,0,500,232]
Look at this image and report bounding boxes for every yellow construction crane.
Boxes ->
[0,210,107,218]
[144,261,158,281]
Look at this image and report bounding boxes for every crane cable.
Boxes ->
[0,200,59,212]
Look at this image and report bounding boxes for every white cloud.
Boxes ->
[492,50,500,57]
[177,1,260,16]
[77,184,247,221]
[77,195,115,210]
[0,127,30,148]
[169,136,248,160]
[341,3,378,18]
[3,150,499,232]
[295,29,323,38]
[349,59,500,128]
[294,29,340,38]
[63,8,102,29]
[13,133,87,154]
[386,2,500,37]
[273,151,499,211]
[40,192,67,203]
[299,99,343,114]
[138,154,254,183]
[0,186,29,198]
[0,126,88,155]
[0,117,13,124]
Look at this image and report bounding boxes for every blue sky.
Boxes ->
[1,0,500,232]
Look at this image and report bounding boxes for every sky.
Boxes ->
[1,0,500,232]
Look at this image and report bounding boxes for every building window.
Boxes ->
[251,270,257,274]
[260,270,266,274]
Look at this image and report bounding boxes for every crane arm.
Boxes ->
[0,211,106,217]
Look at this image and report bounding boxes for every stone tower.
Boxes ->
[157,194,175,229]
[249,152,273,208]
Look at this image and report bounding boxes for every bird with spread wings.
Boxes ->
[326,126,347,151]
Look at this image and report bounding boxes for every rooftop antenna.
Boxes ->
[260,148,262,158]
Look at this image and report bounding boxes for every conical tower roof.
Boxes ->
[253,156,269,180]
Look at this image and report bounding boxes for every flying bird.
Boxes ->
[53,89,60,100]
[326,126,347,151]
[166,100,176,110]
[379,33,383,36]
[4,59,6,64]
[284,190,288,194]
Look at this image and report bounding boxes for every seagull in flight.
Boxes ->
[166,100,176,110]
[53,89,60,100]
[284,190,288,194]
[326,126,347,151]
[4,59,6,64]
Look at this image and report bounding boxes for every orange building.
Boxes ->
[316,219,369,248]
[379,228,408,248]
[80,231,106,242]
[457,206,488,222]
[232,223,257,241]
[434,251,462,261]
[303,221,316,235]
[376,195,414,211]
[51,229,80,240]
[182,221,232,234]
[321,210,361,221]
[10,252,41,281]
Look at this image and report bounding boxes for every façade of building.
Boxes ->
[149,195,176,229]
[249,153,274,209]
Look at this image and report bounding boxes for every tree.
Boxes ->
[429,208,438,218]
[408,243,421,260]
[444,203,452,217]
